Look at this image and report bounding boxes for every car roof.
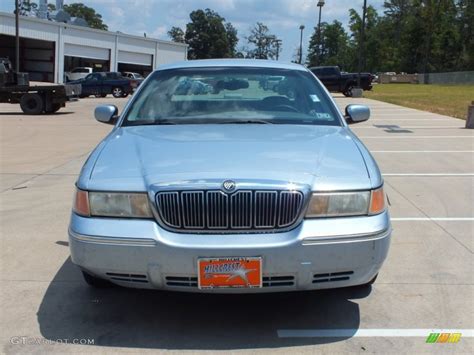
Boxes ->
[156,59,308,72]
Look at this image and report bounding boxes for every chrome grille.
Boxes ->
[156,189,304,233]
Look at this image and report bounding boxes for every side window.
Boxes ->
[86,74,100,81]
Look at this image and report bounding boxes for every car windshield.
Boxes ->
[123,66,341,126]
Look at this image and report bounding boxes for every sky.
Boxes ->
[0,0,386,62]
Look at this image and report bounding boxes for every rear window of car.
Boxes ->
[123,66,342,126]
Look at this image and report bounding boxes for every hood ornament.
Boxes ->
[222,180,236,192]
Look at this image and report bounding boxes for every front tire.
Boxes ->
[45,103,61,113]
[20,93,44,114]
[112,87,123,98]
[82,271,113,288]
[343,84,354,97]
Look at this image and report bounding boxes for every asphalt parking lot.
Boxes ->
[0,95,473,354]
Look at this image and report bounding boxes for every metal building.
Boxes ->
[0,12,188,83]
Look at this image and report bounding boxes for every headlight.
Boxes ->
[306,186,385,218]
[73,189,153,218]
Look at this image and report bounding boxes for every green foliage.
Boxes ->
[246,22,279,59]
[184,8,238,59]
[307,0,473,73]
[307,20,350,69]
[225,22,239,57]
[63,3,108,30]
[167,26,185,43]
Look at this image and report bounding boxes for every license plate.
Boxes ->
[198,257,262,289]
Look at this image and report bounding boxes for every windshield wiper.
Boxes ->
[126,119,178,126]
[218,119,273,124]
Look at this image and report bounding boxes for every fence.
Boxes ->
[379,74,418,84]
[418,71,474,85]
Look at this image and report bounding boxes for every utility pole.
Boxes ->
[357,0,367,88]
[15,0,20,71]
[316,1,325,66]
[299,25,305,64]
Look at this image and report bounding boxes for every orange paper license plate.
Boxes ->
[198,257,262,289]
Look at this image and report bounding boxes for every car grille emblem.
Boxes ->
[222,180,236,191]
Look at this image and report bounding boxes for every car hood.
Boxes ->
[85,124,372,191]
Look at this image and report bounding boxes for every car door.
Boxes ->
[323,68,340,91]
[81,73,101,96]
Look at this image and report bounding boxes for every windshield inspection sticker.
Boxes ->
[310,111,332,120]
[309,94,320,102]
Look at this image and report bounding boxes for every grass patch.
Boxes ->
[364,83,474,119]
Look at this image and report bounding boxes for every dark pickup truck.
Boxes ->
[309,66,373,97]
[71,72,133,98]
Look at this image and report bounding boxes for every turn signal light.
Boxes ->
[369,186,385,215]
[73,188,90,217]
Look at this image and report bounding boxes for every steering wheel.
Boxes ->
[273,104,299,113]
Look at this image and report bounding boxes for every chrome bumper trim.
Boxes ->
[69,229,156,246]
[302,228,391,245]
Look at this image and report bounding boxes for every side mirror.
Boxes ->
[345,104,370,124]
[95,104,118,125]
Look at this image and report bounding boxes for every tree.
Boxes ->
[307,20,350,69]
[185,9,236,59]
[225,23,239,57]
[246,22,279,60]
[457,0,474,69]
[63,3,108,30]
[16,0,38,16]
[348,5,383,72]
[168,26,185,43]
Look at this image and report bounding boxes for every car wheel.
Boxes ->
[45,103,61,113]
[121,92,129,98]
[112,87,123,98]
[82,271,113,288]
[20,93,44,114]
[343,85,354,97]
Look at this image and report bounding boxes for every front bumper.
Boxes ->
[68,211,391,293]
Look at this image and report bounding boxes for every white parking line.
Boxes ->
[360,136,474,139]
[353,126,463,129]
[372,151,474,153]
[383,173,474,176]
[391,217,474,221]
[277,329,474,338]
[370,118,455,120]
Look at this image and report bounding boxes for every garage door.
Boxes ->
[64,43,110,60]
[118,50,152,66]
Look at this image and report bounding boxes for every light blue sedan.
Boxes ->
[69,59,391,292]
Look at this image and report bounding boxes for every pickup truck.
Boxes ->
[65,67,94,82]
[71,72,133,98]
[309,66,373,97]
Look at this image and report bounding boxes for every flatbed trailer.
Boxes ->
[0,57,81,114]
[0,83,81,114]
